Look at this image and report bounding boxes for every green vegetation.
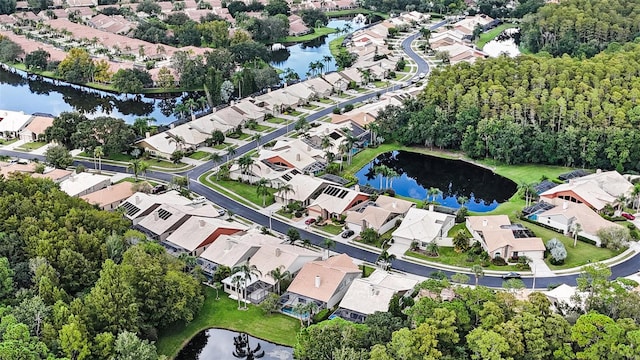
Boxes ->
[447,223,471,238]
[254,124,276,132]
[313,222,344,235]
[266,117,290,124]
[279,27,337,43]
[213,142,235,150]
[476,23,518,49]
[0,138,18,145]
[358,264,376,277]
[325,8,389,19]
[202,176,276,207]
[15,141,47,151]
[188,151,211,160]
[406,248,521,271]
[329,35,347,58]
[157,287,300,358]
[318,98,335,104]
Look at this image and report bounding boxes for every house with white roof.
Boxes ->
[275,173,335,206]
[259,139,327,174]
[0,110,33,139]
[59,172,112,197]
[211,106,253,129]
[437,43,487,65]
[222,243,322,303]
[346,195,415,234]
[134,203,221,241]
[545,284,585,311]
[118,191,192,225]
[229,161,299,186]
[304,77,334,98]
[231,100,266,121]
[80,181,136,210]
[392,206,455,247]
[540,170,633,212]
[197,232,283,275]
[254,90,305,114]
[308,185,369,220]
[466,215,546,260]
[163,217,248,256]
[284,82,317,102]
[332,270,418,322]
[322,72,349,93]
[136,132,180,160]
[280,254,361,311]
[32,168,72,183]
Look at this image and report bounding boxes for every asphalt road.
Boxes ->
[6,21,640,287]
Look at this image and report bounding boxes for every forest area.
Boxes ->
[375,0,640,172]
[0,174,203,359]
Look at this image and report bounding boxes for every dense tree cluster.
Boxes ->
[296,268,640,359]
[0,0,16,15]
[520,0,640,57]
[0,36,22,63]
[361,0,466,14]
[0,174,203,358]
[376,43,640,171]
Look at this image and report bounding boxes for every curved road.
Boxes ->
[7,21,640,287]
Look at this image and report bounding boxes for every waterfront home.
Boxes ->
[59,172,112,197]
[18,115,53,143]
[338,68,364,86]
[303,122,353,154]
[392,206,455,247]
[540,170,633,212]
[435,43,487,64]
[452,14,497,39]
[163,217,248,256]
[307,185,369,220]
[135,203,221,242]
[280,254,361,311]
[221,243,321,303]
[332,270,418,323]
[119,191,194,225]
[197,232,283,275]
[80,182,136,211]
[288,14,311,36]
[0,110,33,139]
[466,215,546,260]
[229,100,266,122]
[304,77,335,98]
[332,111,377,130]
[136,133,180,160]
[274,173,336,206]
[322,72,348,93]
[254,90,305,114]
[346,195,415,234]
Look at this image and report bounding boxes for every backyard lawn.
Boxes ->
[156,287,300,359]
[318,98,335,104]
[188,151,210,160]
[279,26,337,43]
[16,141,47,151]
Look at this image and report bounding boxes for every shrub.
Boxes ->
[546,237,567,264]
[312,308,331,323]
[332,107,341,114]
[455,206,468,223]
[343,103,354,112]
[491,256,507,266]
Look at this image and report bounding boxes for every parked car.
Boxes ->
[341,230,355,238]
[622,212,636,220]
[192,196,206,204]
[151,184,166,194]
[217,209,227,216]
[502,272,521,280]
[304,218,316,225]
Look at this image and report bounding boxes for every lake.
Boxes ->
[270,19,365,79]
[483,28,521,58]
[355,151,517,212]
[175,329,293,360]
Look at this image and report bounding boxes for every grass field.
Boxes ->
[313,222,344,235]
[406,248,520,271]
[476,23,519,49]
[279,27,337,43]
[16,141,47,151]
[156,287,300,359]
[207,178,276,207]
[329,35,347,58]
[266,117,289,124]
[254,124,276,133]
[188,151,210,160]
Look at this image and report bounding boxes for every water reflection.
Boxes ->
[175,329,293,360]
[355,151,517,212]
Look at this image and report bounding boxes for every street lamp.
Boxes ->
[269,210,273,232]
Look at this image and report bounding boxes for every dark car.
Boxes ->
[502,272,521,280]
[151,184,166,194]
[622,212,636,220]
[341,230,355,238]
[304,218,316,225]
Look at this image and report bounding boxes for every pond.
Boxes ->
[483,28,521,58]
[175,329,293,360]
[0,66,180,125]
[270,19,366,80]
[355,151,517,212]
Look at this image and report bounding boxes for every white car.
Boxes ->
[418,72,426,79]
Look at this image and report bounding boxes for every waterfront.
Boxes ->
[175,329,293,360]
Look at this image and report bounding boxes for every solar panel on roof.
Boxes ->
[120,202,140,216]
[157,208,172,220]
[337,189,348,199]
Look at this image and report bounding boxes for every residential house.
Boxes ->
[166,123,210,150]
[222,243,322,303]
[436,43,487,64]
[190,114,234,135]
[284,82,317,102]
[163,217,248,256]
[197,232,283,275]
[118,191,193,225]
[332,110,377,130]
[18,115,53,142]
[230,100,266,121]
[304,77,334,98]
[0,110,33,139]
[88,14,135,35]
[0,162,36,178]
[136,132,179,160]
[540,170,633,212]
[135,203,221,242]
[429,30,466,48]
[254,90,304,114]
[259,139,327,174]
[308,185,369,220]
[466,215,546,260]
[80,182,136,210]
[288,14,311,36]
[346,195,415,234]
[274,173,335,206]
[211,106,253,130]
[303,122,351,155]
[333,270,418,322]
[452,14,496,38]
[338,68,363,86]
[31,168,72,183]
[59,172,112,197]
[545,284,585,310]
[281,254,361,310]
[322,72,348,93]
[392,206,455,247]
[526,201,623,245]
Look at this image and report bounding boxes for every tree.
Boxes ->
[286,228,301,244]
[220,80,234,103]
[231,261,262,310]
[0,37,22,63]
[452,231,469,253]
[0,0,16,14]
[300,9,328,27]
[294,318,369,360]
[268,266,290,295]
[93,146,104,171]
[136,0,161,15]
[322,238,335,259]
[57,48,94,83]
[426,187,442,202]
[597,226,630,251]
[45,145,73,169]
[360,227,380,245]
[24,49,50,71]
[156,67,175,88]
[471,265,484,286]
[59,315,91,360]
[466,328,510,360]
[170,150,185,164]
[128,159,142,181]
[255,177,271,207]
[572,222,582,247]
[426,240,439,257]
[113,331,161,360]
[451,273,470,284]
[0,257,13,301]
[264,0,289,15]
[259,293,280,314]
[377,250,396,270]
[112,68,153,93]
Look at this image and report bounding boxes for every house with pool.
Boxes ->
[279,254,361,315]
[466,215,546,260]
[197,233,283,276]
[307,185,369,220]
[345,195,414,235]
[392,206,455,247]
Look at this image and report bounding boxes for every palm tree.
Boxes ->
[231,275,244,309]
[632,184,640,211]
[386,169,399,189]
[519,182,536,207]
[471,264,484,286]
[321,135,332,150]
[341,133,358,166]
[457,196,469,208]
[293,302,307,327]
[278,183,293,204]
[184,98,198,120]
[253,133,262,147]
[302,302,318,327]
[301,239,312,249]
[210,152,222,167]
[128,159,142,181]
[93,146,104,171]
[227,146,236,162]
[357,68,372,85]
[231,261,262,310]
[616,193,628,211]
[169,135,186,152]
[237,154,255,183]
[338,142,349,171]
[173,102,189,119]
[322,238,335,259]
[256,178,270,207]
[322,55,332,74]
[268,266,291,295]
[308,62,318,77]
[316,60,325,76]
[572,222,582,248]
[377,250,396,271]
[138,161,150,180]
[197,96,208,111]
[426,241,439,257]
[427,187,442,202]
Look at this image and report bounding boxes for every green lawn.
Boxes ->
[406,247,521,271]
[329,35,347,58]
[447,223,471,238]
[213,142,234,150]
[359,264,376,277]
[0,138,17,146]
[266,117,289,124]
[318,98,335,104]
[200,174,256,208]
[207,178,276,207]
[16,141,47,151]
[188,151,210,160]
[325,8,389,19]
[279,27,337,43]
[313,222,344,235]
[254,124,276,133]
[156,287,300,359]
[229,133,252,141]
[283,110,303,117]
[302,104,320,110]
[477,23,519,49]
[276,209,294,219]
